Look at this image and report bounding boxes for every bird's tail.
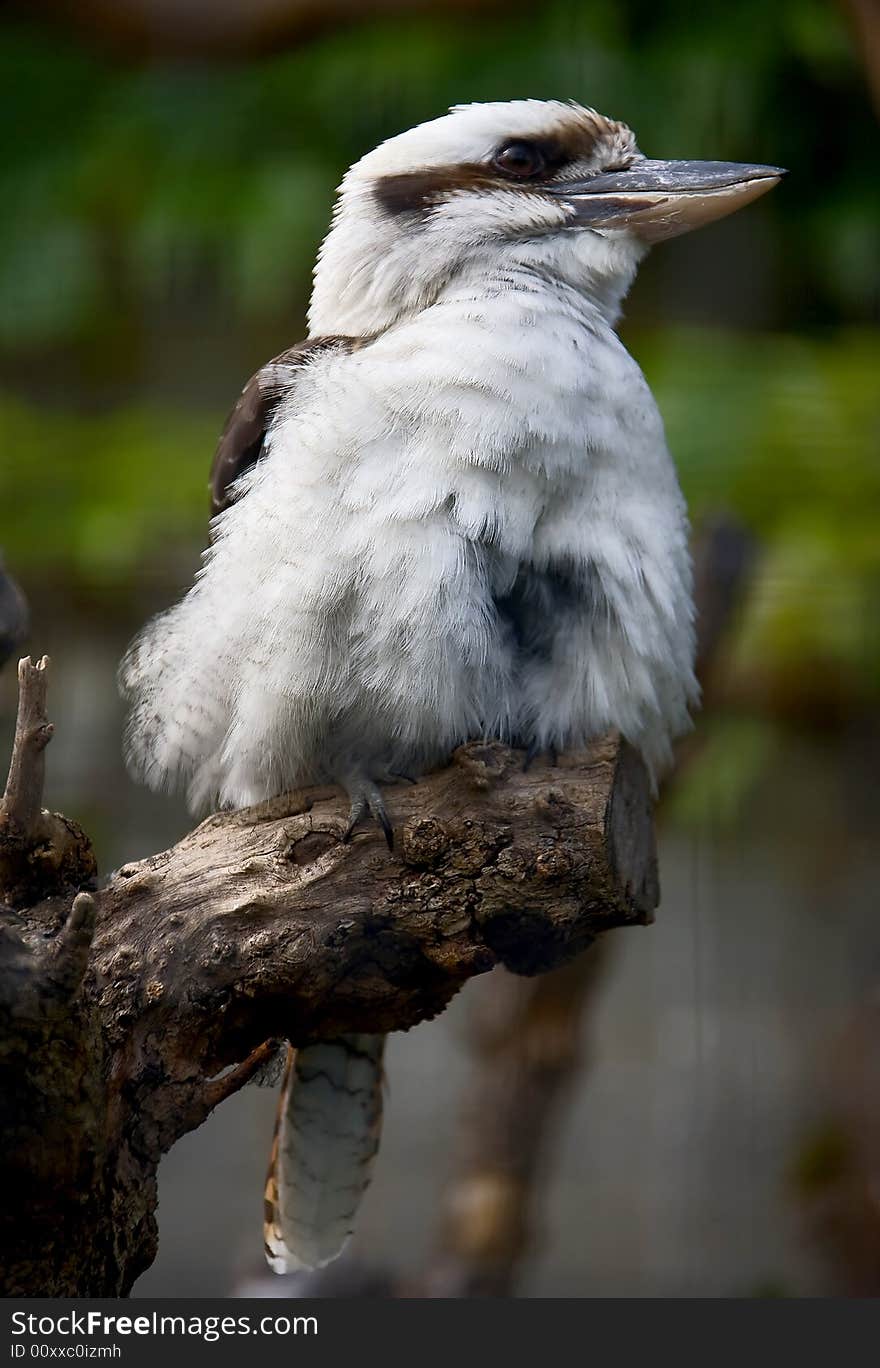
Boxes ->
[263,1034,386,1273]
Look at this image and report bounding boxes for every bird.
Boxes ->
[120,99,784,1274]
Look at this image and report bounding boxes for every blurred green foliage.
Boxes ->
[644,327,880,698]
[1,392,214,579]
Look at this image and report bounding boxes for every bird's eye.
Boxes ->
[492,141,547,179]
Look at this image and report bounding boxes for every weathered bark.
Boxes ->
[0,656,657,1296]
[0,657,95,909]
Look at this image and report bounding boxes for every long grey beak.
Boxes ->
[550,158,786,241]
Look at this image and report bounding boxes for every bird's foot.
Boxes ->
[342,778,395,851]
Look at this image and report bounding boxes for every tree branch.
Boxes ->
[1,654,53,839]
[0,657,96,906]
[0,655,658,1295]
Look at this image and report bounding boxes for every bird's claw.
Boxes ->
[342,780,395,851]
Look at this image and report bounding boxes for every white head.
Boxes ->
[308,99,784,337]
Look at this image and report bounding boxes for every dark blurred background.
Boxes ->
[1,0,879,1297]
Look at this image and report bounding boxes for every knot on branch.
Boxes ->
[0,892,96,1023]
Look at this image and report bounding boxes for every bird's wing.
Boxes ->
[209,335,357,516]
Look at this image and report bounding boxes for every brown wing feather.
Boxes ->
[209,336,357,517]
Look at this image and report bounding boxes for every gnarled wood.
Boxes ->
[0,656,657,1296]
[0,656,96,907]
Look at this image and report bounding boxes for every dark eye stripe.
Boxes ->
[374,165,498,217]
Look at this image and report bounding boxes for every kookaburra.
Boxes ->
[121,100,783,1274]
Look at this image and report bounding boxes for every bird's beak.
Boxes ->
[550,158,786,241]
